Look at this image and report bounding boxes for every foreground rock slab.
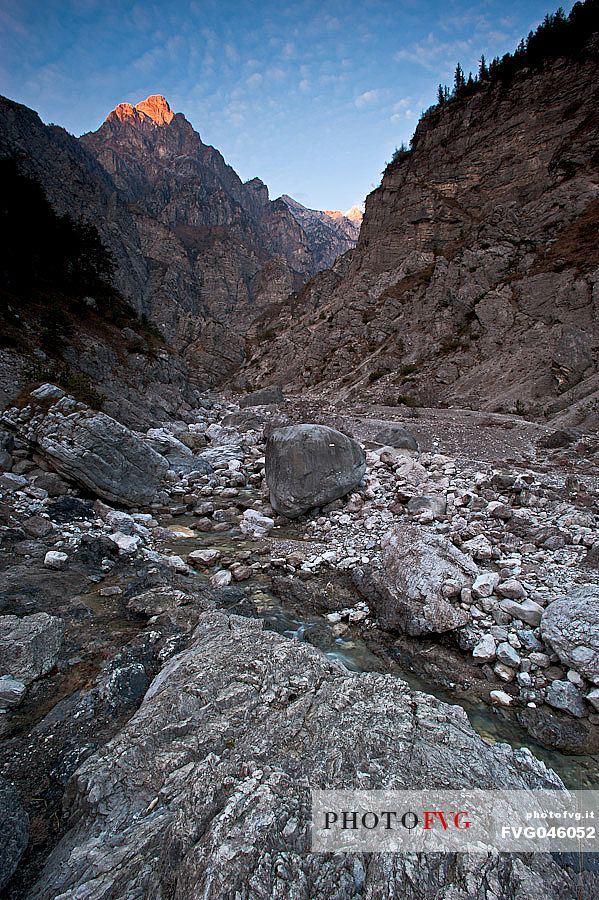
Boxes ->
[265,423,366,518]
[4,387,169,507]
[28,610,577,900]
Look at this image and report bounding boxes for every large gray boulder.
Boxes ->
[239,384,284,408]
[0,613,64,684]
[27,610,572,900]
[0,778,29,891]
[4,389,169,507]
[372,423,418,450]
[265,424,366,518]
[354,524,477,635]
[541,585,599,683]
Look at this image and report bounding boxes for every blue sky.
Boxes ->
[0,0,574,211]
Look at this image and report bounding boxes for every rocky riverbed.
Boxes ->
[1,385,598,898]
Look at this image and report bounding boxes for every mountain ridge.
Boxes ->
[0,91,361,412]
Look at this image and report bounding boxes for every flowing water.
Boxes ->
[160,516,599,790]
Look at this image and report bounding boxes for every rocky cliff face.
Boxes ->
[280,194,361,270]
[79,95,354,382]
[239,49,599,421]
[0,94,358,401]
[0,96,147,308]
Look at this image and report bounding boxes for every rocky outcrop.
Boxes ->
[541,585,599,682]
[265,424,366,517]
[3,388,169,507]
[354,524,477,635]
[0,612,63,684]
[27,610,576,900]
[238,47,599,419]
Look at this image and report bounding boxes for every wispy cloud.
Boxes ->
[354,89,380,108]
[395,33,472,74]
[390,97,414,122]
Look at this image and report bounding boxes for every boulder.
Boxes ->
[44,550,68,570]
[0,778,29,891]
[32,471,70,497]
[0,613,64,684]
[496,578,526,600]
[187,549,221,567]
[407,494,446,519]
[541,586,599,682]
[30,382,65,401]
[354,525,477,635]
[26,610,572,900]
[144,427,211,475]
[496,642,521,668]
[221,410,263,431]
[500,598,543,627]
[6,391,169,507]
[472,634,496,662]
[239,385,284,407]
[545,680,588,718]
[265,424,366,518]
[371,423,418,450]
[240,508,275,538]
[0,675,27,709]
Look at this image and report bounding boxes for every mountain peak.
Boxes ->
[106,95,175,127]
[135,95,174,125]
[345,206,363,223]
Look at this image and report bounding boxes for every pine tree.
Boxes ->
[453,63,466,95]
[437,84,446,104]
[478,54,488,80]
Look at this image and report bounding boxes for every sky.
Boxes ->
[0,0,576,211]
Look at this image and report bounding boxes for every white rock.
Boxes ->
[472,634,496,662]
[490,690,513,707]
[462,535,493,561]
[586,688,599,712]
[108,532,140,553]
[188,549,221,567]
[472,572,500,599]
[44,550,69,570]
[211,570,232,587]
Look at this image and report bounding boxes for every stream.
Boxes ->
[160,516,599,791]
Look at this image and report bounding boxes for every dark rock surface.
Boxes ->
[265,424,366,517]
[372,423,419,450]
[27,610,578,900]
[239,384,284,408]
[0,613,63,685]
[0,777,29,891]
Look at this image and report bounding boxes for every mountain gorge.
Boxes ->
[0,93,360,421]
[239,36,599,425]
[3,6,599,899]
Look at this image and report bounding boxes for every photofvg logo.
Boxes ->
[311,789,599,853]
